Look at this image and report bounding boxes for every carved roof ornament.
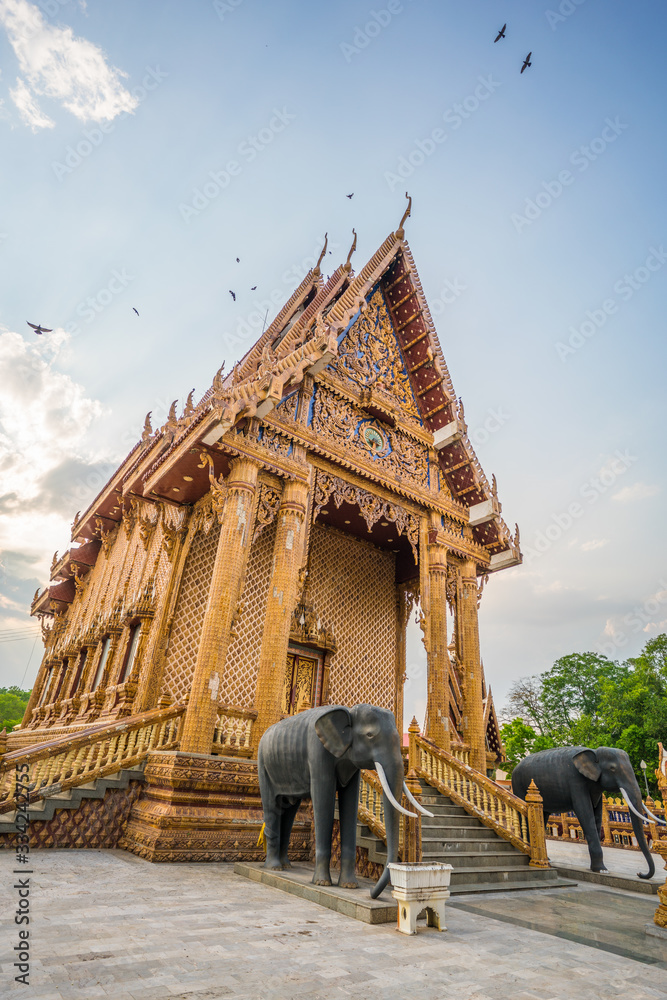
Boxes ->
[50,550,59,575]
[395,191,412,240]
[313,233,328,277]
[457,397,467,434]
[141,411,153,444]
[183,389,195,418]
[257,342,278,379]
[198,452,228,520]
[344,229,357,273]
[513,523,521,548]
[491,473,498,500]
[166,399,179,431]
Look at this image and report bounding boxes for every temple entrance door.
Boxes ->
[283,649,319,715]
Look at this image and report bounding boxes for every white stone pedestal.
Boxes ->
[388,862,453,935]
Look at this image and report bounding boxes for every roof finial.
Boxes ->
[396,192,412,240]
[142,411,152,442]
[344,229,357,272]
[313,233,328,276]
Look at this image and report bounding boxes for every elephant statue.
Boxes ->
[512,745,665,879]
[257,703,432,898]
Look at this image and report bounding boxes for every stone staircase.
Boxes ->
[0,765,145,834]
[358,780,575,895]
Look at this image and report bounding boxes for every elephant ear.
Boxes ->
[315,708,353,758]
[573,748,601,781]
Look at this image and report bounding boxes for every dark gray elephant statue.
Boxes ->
[512,745,665,879]
[257,703,432,898]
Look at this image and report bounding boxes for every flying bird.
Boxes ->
[521,52,532,73]
[494,23,506,42]
[27,321,52,335]
[236,257,240,263]
[133,307,139,316]
[346,193,354,199]
[251,286,257,290]
[229,290,236,301]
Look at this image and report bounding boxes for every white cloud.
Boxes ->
[10,75,53,129]
[581,539,608,551]
[611,482,660,504]
[0,0,138,127]
[0,327,106,579]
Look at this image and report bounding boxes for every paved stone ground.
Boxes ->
[547,839,666,883]
[2,849,667,1000]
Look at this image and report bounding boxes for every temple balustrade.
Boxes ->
[546,796,666,851]
[211,704,257,756]
[0,703,184,814]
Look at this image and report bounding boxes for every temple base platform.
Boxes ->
[119,749,312,863]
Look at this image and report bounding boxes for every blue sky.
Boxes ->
[1,0,665,726]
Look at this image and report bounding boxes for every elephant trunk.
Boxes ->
[369,757,403,899]
[620,786,655,880]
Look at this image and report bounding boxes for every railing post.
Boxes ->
[408,716,420,773]
[403,767,422,863]
[526,779,550,869]
[601,795,611,845]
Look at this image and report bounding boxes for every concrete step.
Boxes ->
[422,815,488,830]
[448,865,546,887]
[0,766,145,832]
[449,875,576,896]
[423,851,530,870]
[422,836,519,855]
[422,821,498,838]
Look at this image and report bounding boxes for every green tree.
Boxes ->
[499,719,555,776]
[0,687,31,732]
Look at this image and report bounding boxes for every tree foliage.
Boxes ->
[500,635,667,793]
[0,687,31,732]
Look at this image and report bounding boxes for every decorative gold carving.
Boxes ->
[333,288,419,418]
[142,411,153,443]
[162,506,188,559]
[312,385,428,487]
[253,483,280,543]
[198,452,228,521]
[396,191,412,240]
[50,550,59,575]
[138,503,159,550]
[121,497,139,538]
[260,426,292,456]
[313,469,419,562]
[95,517,118,556]
[275,391,299,423]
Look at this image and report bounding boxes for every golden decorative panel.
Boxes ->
[161,522,221,702]
[307,524,396,711]
[221,519,277,709]
[333,286,419,418]
[312,385,429,490]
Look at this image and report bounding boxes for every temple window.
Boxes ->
[69,649,87,696]
[38,667,53,706]
[91,637,111,691]
[51,659,68,702]
[117,623,141,684]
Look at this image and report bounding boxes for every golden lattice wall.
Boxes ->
[222,520,277,709]
[161,522,221,702]
[308,524,396,710]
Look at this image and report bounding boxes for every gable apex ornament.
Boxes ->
[395,192,412,240]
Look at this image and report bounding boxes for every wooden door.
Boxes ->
[283,652,318,715]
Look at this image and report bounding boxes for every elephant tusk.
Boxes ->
[374,762,418,818]
[643,802,667,826]
[620,787,650,825]
[402,780,434,817]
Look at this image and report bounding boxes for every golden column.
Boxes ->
[179,457,260,754]
[457,557,486,774]
[425,525,451,752]
[251,476,309,751]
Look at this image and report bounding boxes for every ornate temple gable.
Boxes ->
[311,384,428,491]
[328,285,421,421]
